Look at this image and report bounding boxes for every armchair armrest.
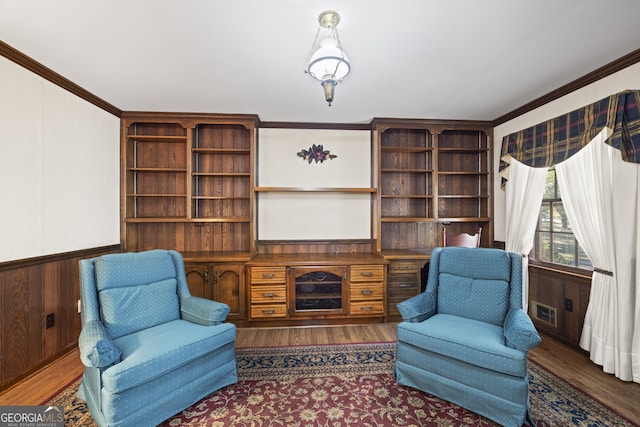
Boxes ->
[79,320,121,368]
[503,308,541,352]
[397,291,436,323]
[181,296,230,326]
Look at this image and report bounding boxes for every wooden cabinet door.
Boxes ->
[185,262,211,299]
[289,266,348,317]
[212,263,245,321]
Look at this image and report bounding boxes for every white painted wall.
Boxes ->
[3,50,636,254]
[258,128,371,240]
[493,62,640,242]
[0,56,120,262]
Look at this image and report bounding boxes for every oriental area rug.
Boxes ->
[47,342,636,426]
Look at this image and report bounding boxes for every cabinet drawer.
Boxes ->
[350,283,384,301]
[251,285,286,303]
[388,294,412,316]
[251,304,288,318]
[250,267,287,284]
[350,265,384,282]
[387,278,419,295]
[388,261,419,274]
[350,300,385,315]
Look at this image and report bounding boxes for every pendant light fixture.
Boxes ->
[304,10,350,106]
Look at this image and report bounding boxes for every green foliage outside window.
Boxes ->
[532,169,592,269]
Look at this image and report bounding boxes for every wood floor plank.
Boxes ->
[0,348,83,406]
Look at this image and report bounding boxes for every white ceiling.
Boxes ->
[1,0,640,124]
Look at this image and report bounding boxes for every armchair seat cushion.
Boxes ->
[103,320,236,394]
[397,313,527,377]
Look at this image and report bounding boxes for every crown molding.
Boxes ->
[0,40,122,117]
[493,48,640,126]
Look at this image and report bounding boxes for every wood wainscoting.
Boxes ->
[528,263,592,349]
[0,245,120,390]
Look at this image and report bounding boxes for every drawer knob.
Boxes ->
[360,271,373,277]
[398,283,413,288]
[361,289,373,296]
[262,292,276,297]
[398,266,410,270]
[262,309,276,314]
[262,273,275,279]
[360,306,374,311]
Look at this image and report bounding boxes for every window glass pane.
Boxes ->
[578,246,593,269]
[531,168,592,271]
[536,231,551,262]
[552,202,571,232]
[554,233,576,266]
[543,169,556,199]
[539,204,550,231]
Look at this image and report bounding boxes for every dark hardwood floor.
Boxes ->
[1,324,639,424]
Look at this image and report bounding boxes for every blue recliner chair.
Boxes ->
[396,247,541,426]
[77,249,237,427]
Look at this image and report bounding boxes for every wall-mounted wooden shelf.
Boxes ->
[255,187,376,193]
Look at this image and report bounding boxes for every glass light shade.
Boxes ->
[321,79,337,106]
[307,37,350,81]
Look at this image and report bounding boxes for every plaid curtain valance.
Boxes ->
[499,89,640,186]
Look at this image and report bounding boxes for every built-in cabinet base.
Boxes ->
[246,253,387,327]
[382,250,431,322]
[181,251,438,327]
[183,251,252,327]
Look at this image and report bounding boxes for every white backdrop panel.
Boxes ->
[258,128,371,240]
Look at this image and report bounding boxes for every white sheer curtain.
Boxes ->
[556,129,640,382]
[503,157,548,311]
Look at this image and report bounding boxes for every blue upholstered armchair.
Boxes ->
[396,247,541,426]
[77,249,237,427]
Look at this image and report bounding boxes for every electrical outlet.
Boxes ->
[46,313,55,328]
[564,298,573,312]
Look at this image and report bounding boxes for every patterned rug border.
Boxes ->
[527,358,639,427]
[235,340,397,350]
[235,342,397,380]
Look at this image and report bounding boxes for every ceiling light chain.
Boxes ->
[304,25,323,70]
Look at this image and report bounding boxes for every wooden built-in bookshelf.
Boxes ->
[120,114,493,327]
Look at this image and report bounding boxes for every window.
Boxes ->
[531,168,592,269]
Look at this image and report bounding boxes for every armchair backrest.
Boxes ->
[426,247,522,326]
[79,249,192,339]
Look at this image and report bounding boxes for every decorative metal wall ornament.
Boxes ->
[297,144,337,163]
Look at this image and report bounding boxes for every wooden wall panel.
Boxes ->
[1,268,31,384]
[528,265,591,349]
[256,240,374,255]
[43,262,61,359]
[0,245,119,390]
[126,222,253,253]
